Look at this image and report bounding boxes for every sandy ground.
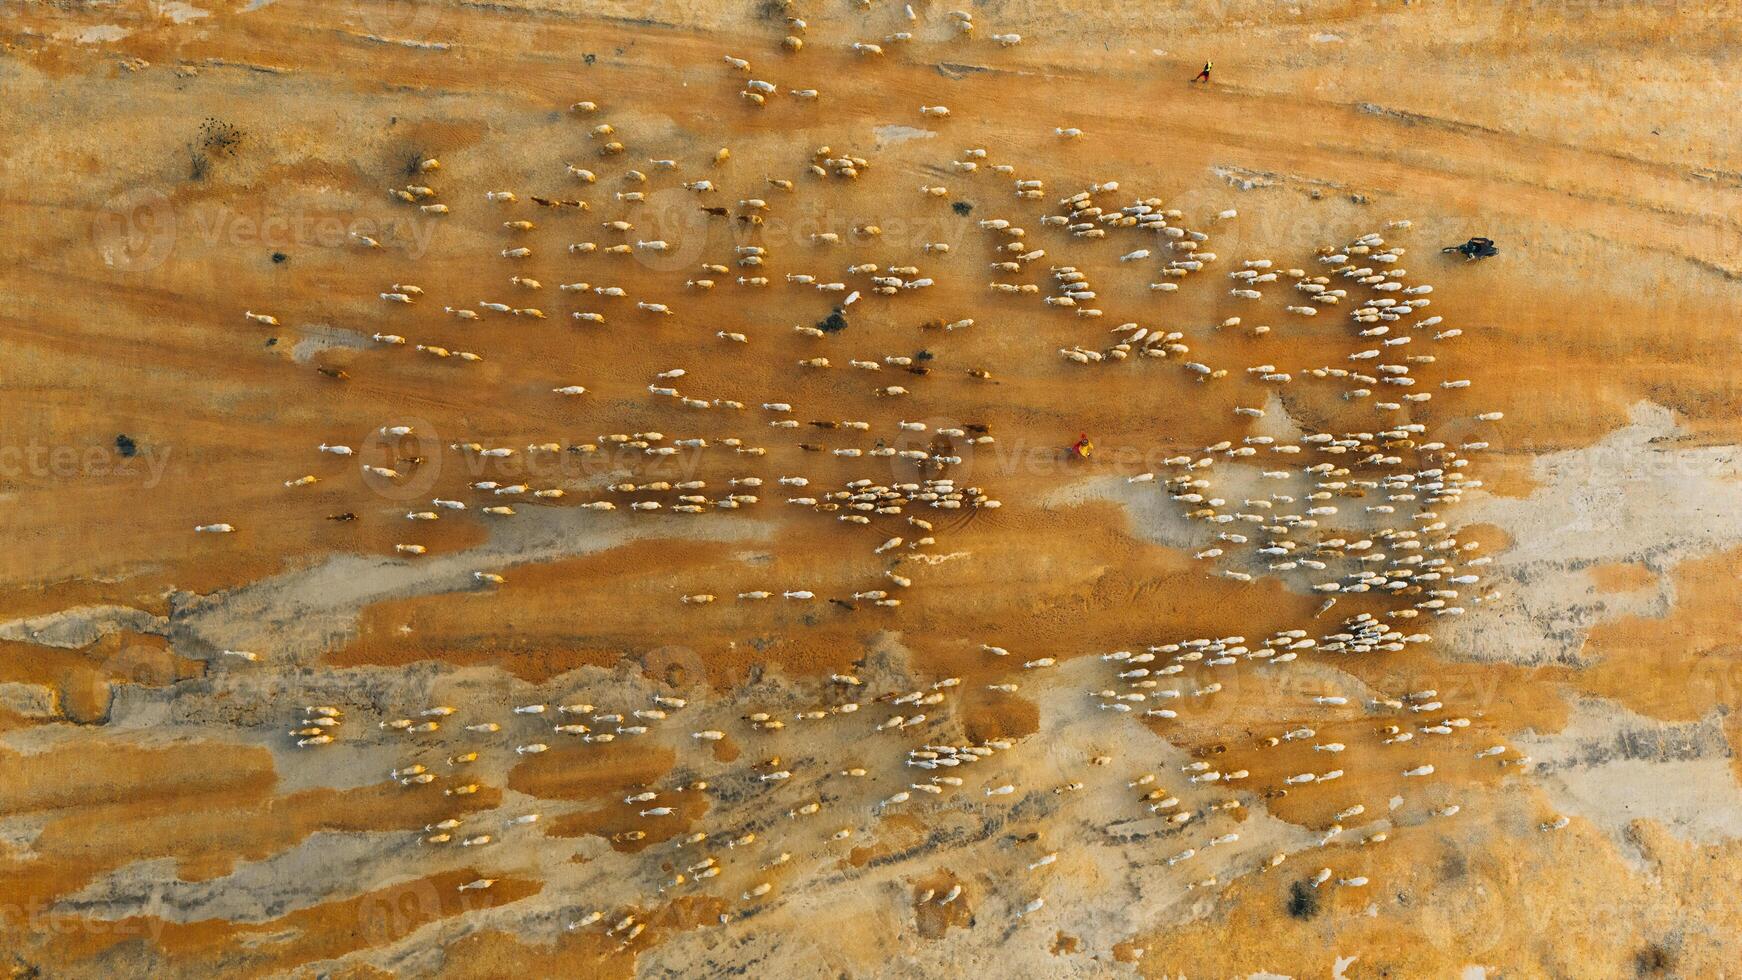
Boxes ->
[3,0,1741,977]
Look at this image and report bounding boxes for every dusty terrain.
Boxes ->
[3,1,1741,977]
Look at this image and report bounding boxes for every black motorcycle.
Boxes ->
[1442,237,1498,260]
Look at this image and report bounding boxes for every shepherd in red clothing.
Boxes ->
[1070,434,1094,460]
[1193,60,1213,83]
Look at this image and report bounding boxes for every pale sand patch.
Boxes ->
[1513,698,1742,851]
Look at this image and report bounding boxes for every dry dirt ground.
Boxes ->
[3,1,1741,977]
